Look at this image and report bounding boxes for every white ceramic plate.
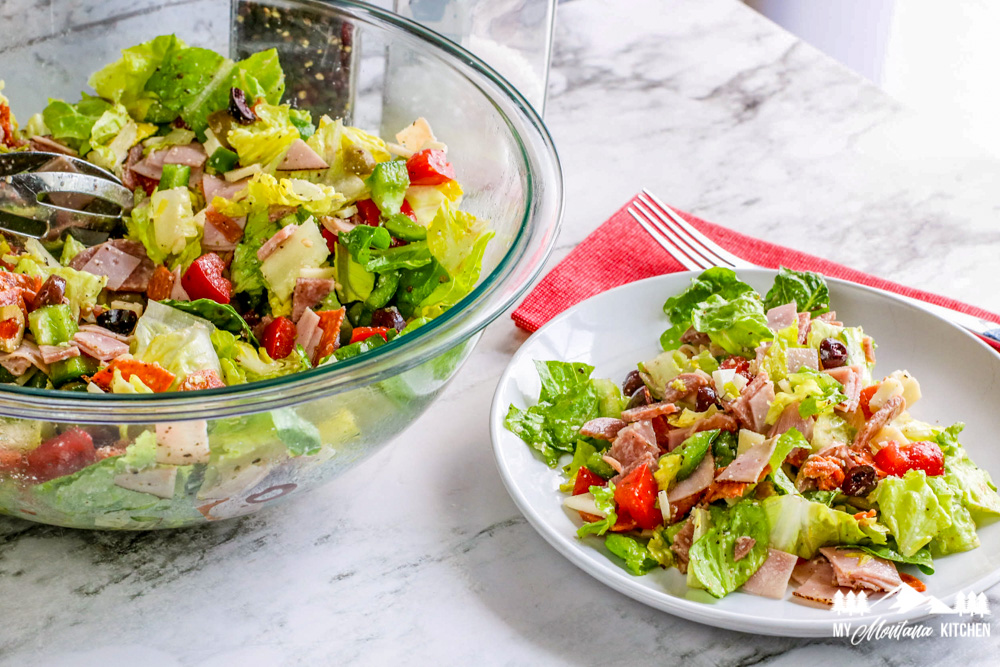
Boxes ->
[490,269,1000,637]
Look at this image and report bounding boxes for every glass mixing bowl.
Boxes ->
[0,0,562,528]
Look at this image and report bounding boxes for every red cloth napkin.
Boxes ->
[512,193,1000,351]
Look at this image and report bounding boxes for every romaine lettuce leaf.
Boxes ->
[227,102,300,167]
[660,267,756,349]
[766,367,846,424]
[418,201,493,317]
[161,299,257,343]
[763,267,830,315]
[605,534,660,575]
[42,95,113,152]
[870,469,953,557]
[690,292,773,355]
[764,493,886,558]
[230,209,278,297]
[577,482,617,537]
[88,34,183,119]
[927,475,980,556]
[857,541,934,575]
[689,499,769,597]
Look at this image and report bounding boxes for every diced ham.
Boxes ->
[819,547,902,592]
[736,538,759,563]
[667,452,715,503]
[767,402,815,440]
[295,308,324,362]
[729,370,773,432]
[0,340,49,376]
[607,420,658,483]
[679,327,711,347]
[786,347,819,373]
[38,344,80,364]
[747,380,775,433]
[765,303,798,331]
[202,174,250,203]
[791,556,828,585]
[30,135,78,156]
[256,224,299,262]
[73,331,129,361]
[823,364,862,413]
[660,371,711,402]
[742,549,798,599]
[579,418,628,442]
[792,559,850,607]
[131,143,207,180]
[169,267,189,301]
[816,311,839,323]
[70,240,155,292]
[320,215,357,235]
[620,401,678,422]
[291,278,337,322]
[665,412,739,451]
[77,323,131,344]
[716,437,777,483]
[671,518,696,573]
[796,312,811,344]
[853,395,905,450]
[277,138,329,171]
[78,244,141,291]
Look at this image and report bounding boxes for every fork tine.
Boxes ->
[636,192,733,269]
[639,190,751,268]
[628,206,712,271]
[633,200,716,270]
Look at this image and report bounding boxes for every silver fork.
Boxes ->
[629,188,1000,344]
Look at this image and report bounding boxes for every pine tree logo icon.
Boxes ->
[832,590,870,615]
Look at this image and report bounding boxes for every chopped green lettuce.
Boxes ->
[764,494,886,559]
[870,469,952,557]
[230,209,277,298]
[89,34,184,119]
[689,292,773,356]
[689,500,770,598]
[418,201,493,317]
[660,267,756,349]
[41,95,112,152]
[857,541,934,575]
[763,267,830,315]
[161,299,257,343]
[227,102,300,167]
[605,534,660,575]
[578,482,617,537]
[766,367,847,424]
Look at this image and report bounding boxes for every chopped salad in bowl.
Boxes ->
[0,29,523,529]
[505,267,1000,604]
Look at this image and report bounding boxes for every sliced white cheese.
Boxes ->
[869,377,904,411]
[563,492,604,517]
[889,370,921,409]
[114,466,178,499]
[738,428,765,455]
[155,420,210,465]
[870,425,909,449]
[395,117,437,152]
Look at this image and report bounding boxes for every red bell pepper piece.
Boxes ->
[573,466,607,496]
[874,440,944,477]
[349,326,389,345]
[400,199,418,222]
[355,198,381,226]
[320,226,338,254]
[261,316,297,360]
[613,464,662,530]
[24,429,95,482]
[182,253,232,304]
[405,149,455,185]
[859,385,879,419]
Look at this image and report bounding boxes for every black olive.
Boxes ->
[32,274,67,309]
[819,338,848,369]
[622,369,644,397]
[228,87,257,125]
[626,386,651,410]
[96,309,138,336]
[841,464,878,497]
[695,385,720,412]
[370,306,406,331]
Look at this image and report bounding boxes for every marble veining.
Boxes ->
[4,0,1000,664]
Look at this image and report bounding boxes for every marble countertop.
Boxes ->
[4,0,1000,664]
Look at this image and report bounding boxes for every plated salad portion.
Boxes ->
[505,268,1000,604]
[0,34,490,395]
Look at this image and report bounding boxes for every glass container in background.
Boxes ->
[393,0,557,113]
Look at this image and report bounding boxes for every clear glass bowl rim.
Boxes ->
[0,0,564,423]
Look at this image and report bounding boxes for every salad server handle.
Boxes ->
[899,296,1000,346]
